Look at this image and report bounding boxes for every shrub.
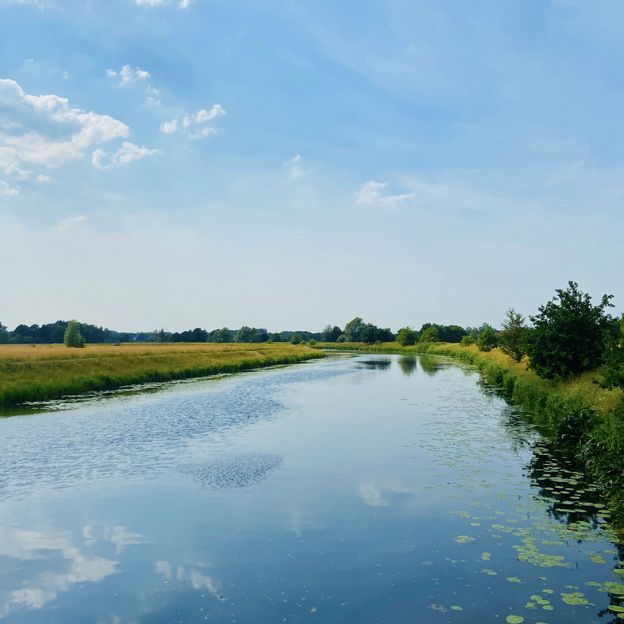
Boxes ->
[476,324,498,352]
[396,327,417,346]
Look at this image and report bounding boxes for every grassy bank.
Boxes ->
[0,342,324,409]
[319,341,624,520]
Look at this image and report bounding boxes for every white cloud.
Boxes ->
[194,105,225,123]
[106,66,160,106]
[285,154,303,179]
[160,119,177,134]
[106,65,151,86]
[0,78,129,180]
[189,126,218,139]
[0,180,19,197]
[356,180,415,209]
[92,141,158,169]
[160,104,225,139]
[135,0,192,8]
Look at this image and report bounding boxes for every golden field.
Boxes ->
[0,342,324,408]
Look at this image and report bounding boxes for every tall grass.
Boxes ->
[0,343,324,409]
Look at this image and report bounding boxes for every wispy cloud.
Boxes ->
[92,141,158,169]
[284,154,303,179]
[160,105,225,139]
[135,0,192,8]
[356,180,415,209]
[0,180,19,197]
[106,65,160,106]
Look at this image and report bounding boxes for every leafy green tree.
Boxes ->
[343,317,365,342]
[0,321,8,344]
[419,325,439,343]
[291,334,302,345]
[376,327,395,342]
[396,327,417,346]
[361,323,379,344]
[210,328,233,343]
[321,325,343,342]
[600,314,624,390]
[528,281,615,379]
[436,324,468,342]
[235,326,255,342]
[476,323,498,352]
[336,334,347,343]
[499,308,529,362]
[64,320,85,348]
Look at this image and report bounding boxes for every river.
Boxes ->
[0,353,622,623]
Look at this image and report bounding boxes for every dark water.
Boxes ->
[0,354,623,623]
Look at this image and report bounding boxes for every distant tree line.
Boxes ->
[0,320,128,344]
[0,321,324,345]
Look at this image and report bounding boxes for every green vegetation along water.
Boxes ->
[0,354,623,623]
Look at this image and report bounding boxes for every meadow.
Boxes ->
[0,342,324,409]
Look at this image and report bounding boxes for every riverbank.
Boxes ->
[0,343,324,409]
[319,341,624,523]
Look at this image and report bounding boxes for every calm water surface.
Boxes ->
[0,354,623,623]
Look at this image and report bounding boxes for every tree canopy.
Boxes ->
[64,320,85,348]
[499,308,529,362]
[528,281,615,379]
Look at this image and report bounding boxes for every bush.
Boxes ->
[476,324,498,352]
[290,334,302,345]
[396,327,417,346]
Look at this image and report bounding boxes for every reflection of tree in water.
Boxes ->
[525,441,607,531]
[398,356,417,377]
[417,355,441,377]
[355,359,392,370]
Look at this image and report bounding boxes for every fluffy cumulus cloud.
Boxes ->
[356,180,415,209]
[160,104,225,139]
[92,141,158,169]
[0,78,156,191]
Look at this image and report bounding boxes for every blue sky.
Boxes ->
[0,0,622,331]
